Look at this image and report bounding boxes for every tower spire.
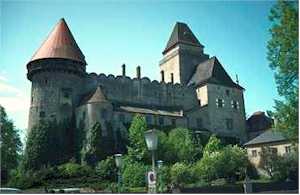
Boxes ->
[28,18,86,65]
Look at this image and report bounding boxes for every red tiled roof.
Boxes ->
[28,18,86,65]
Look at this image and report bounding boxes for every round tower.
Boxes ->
[27,18,87,130]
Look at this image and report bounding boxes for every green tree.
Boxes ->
[267,0,298,140]
[203,134,222,154]
[22,121,51,170]
[127,114,148,162]
[0,105,22,183]
[165,128,198,164]
[81,122,106,166]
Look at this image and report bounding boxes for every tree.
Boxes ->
[81,122,106,166]
[267,0,298,140]
[127,114,148,162]
[165,128,198,164]
[0,105,22,182]
[22,121,51,170]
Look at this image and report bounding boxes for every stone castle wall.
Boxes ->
[80,72,199,110]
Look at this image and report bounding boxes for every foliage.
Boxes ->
[170,162,194,186]
[203,134,222,154]
[57,162,93,178]
[122,158,148,188]
[127,114,148,162]
[95,156,117,181]
[195,136,248,182]
[157,165,171,193]
[267,0,298,140]
[81,122,106,166]
[23,119,76,171]
[164,128,199,164]
[0,105,22,183]
[259,146,298,181]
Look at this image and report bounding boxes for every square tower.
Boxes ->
[159,22,209,85]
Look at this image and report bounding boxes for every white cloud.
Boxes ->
[0,75,8,82]
[0,79,30,112]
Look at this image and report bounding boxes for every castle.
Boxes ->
[27,19,247,153]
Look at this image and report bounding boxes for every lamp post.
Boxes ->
[114,154,123,193]
[144,129,158,193]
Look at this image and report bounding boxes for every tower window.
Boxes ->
[159,117,164,126]
[119,114,125,123]
[226,118,233,130]
[40,111,45,118]
[252,150,257,157]
[216,98,224,108]
[171,73,174,83]
[197,118,202,128]
[226,89,230,96]
[198,99,201,106]
[231,100,239,109]
[101,109,107,119]
[146,115,152,125]
[171,118,176,126]
[45,79,48,85]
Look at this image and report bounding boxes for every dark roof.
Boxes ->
[117,106,183,117]
[188,56,244,89]
[28,18,86,65]
[244,130,287,146]
[247,111,273,132]
[162,22,204,54]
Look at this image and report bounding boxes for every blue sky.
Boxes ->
[1,0,279,141]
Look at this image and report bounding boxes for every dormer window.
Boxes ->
[216,98,224,108]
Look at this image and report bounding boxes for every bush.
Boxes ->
[259,147,298,181]
[95,156,117,181]
[195,138,248,183]
[58,162,93,178]
[122,160,148,188]
[157,165,171,192]
[170,163,194,186]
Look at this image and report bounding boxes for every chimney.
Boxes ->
[171,73,174,84]
[136,66,141,79]
[236,74,239,84]
[122,64,126,76]
[161,71,165,82]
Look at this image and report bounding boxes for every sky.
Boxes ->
[1,0,280,142]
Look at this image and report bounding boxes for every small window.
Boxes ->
[285,146,291,154]
[231,100,239,109]
[197,118,202,128]
[226,89,230,96]
[146,115,152,125]
[171,119,176,126]
[271,147,278,155]
[252,150,257,157]
[198,99,201,106]
[119,114,125,123]
[40,111,45,118]
[101,109,107,119]
[216,98,224,108]
[226,118,233,130]
[171,73,174,83]
[45,79,48,85]
[159,117,164,126]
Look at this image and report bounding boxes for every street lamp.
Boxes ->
[145,129,158,193]
[114,154,123,193]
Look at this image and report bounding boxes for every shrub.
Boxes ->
[259,146,298,181]
[170,163,194,186]
[195,141,248,183]
[165,128,198,164]
[95,156,117,181]
[122,160,148,188]
[157,165,171,193]
[58,162,93,178]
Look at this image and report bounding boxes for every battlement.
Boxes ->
[83,72,198,111]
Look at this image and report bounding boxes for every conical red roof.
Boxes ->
[87,86,108,103]
[29,18,86,65]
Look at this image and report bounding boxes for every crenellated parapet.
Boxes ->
[82,71,198,111]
